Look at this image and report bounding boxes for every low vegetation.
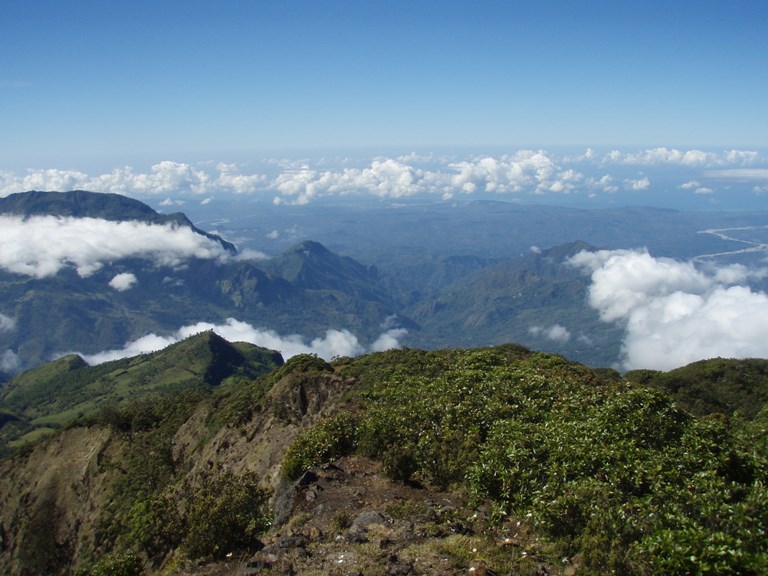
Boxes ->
[285,348,768,575]
[1,345,767,575]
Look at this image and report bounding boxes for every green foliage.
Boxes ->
[281,411,360,480]
[180,469,272,559]
[95,390,208,555]
[270,353,334,382]
[0,332,281,456]
[127,493,182,560]
[626,357,768,419]
[332,346,768,574]
[126,468,271,561]
[75,550,143,576]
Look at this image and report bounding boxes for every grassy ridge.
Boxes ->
[0,332,282,455]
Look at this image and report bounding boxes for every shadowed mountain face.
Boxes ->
[0,190,623,375]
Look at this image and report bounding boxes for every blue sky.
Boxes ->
[1,1,767,210]
[3,1,767,166]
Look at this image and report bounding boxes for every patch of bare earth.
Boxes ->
[175,456,568,576]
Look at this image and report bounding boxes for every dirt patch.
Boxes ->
[216,456,566,576]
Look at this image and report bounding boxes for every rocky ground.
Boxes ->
[173,456,574,576]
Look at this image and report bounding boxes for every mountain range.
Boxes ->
[0,190,619,375]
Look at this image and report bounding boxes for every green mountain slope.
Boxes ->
[0,331,282,454]
[626,357,768,419]
[0,342,766,576]
[408,241,623,366]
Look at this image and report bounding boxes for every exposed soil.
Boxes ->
[173,456,570,576]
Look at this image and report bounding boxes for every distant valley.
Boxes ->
[1,190,767,378]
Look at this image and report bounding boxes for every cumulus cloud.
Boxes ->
[0,313,15,332]
[625,176,650,191]
[272,158,432,205]
[370,328,409,352]
[215,162,268,194]
[0,215,233,278]
[76,318,407,365]
[159,198,185,206]
[0,350,21,373]
[109,272,138,291]
[1,148,765,205]
[529,324,571,343]
[448,150,582,196]
[679,180,714,195]
[569,249,768,371]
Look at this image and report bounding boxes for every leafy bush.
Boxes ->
[270,353,334,382]
[127,469,271,560]
[75,550,142,576]
[337,347,768,574]
[281,411,359,480]
[181,469,272,559]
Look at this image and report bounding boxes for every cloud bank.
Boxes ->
[77,318,408,365]
[0,215,233,278]
[569,249,768,371]
[2,148,764,206]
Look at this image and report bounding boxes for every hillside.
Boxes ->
[0,331,282,457]
[406,241,623,366]
[0,343,766,576]
[626,357,768,419]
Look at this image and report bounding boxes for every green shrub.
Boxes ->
[77,550,143,576]
[181,469,272,559]
[281,411,359,480]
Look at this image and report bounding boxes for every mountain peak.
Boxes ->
[0,190,237,254]
[0,190,159,221]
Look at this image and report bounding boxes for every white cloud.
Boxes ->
[679,180,715,195]
[587,174,619,193]
[1,149,765,205]
[0,313,15,332]
[448,150,581,196]
[370,328,408,352]
[233,248,269,261]
[159,197,185,206]
[1,350,21,373]
[603,148,762,167]
[272,158,431,205]
[625,176,650,191]
[0,215,232,278]
[109,272,138,291]
[76,318,405,365]
[705,168,768,181]
[215,162,268,194]
[569,249,768,371]
[529,324,571,343]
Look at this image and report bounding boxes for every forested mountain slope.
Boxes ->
[0,343,765,576]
